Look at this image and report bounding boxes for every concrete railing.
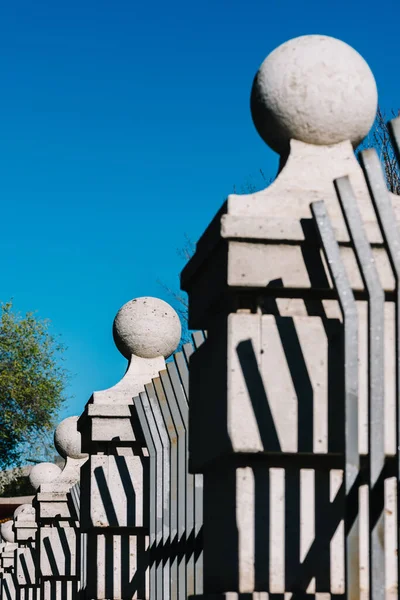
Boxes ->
[2,32,400,600]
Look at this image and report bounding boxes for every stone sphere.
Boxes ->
[251,35,378,154]
[54,416,88,460]
[29,462,62,491]
[1,520,15,543]
[14,504,35,520]
[113,297,181,359]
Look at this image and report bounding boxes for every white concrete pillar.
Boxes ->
[0,520,18,600]
[30,416,88,600]
[13,504,39,600]
[181,34,398,599]
[77,297,181,600]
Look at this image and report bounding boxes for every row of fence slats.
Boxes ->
[147,380,170,600]
[153,377,177,600]
[181,334,205,594]
[310,119,400,599]
[136,388,159,600]
[135,336,204,600]
[70,483,80,522]
[166,361,193,595]
[360,134,400,600]
[335,175,386,600]
[159,371,186,600]
[311,199,360,600]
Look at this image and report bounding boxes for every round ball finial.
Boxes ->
[54,416,88,460]
[1,520,15,543]
[251,35,378,154]
[29,462,62,491]
[113,297,181,360]
[14,504,35,521]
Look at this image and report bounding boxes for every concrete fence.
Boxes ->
[1,32,400,600]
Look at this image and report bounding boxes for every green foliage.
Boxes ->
[0,301,68,470]
[0,468,34,497]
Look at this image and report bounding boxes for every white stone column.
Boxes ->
[181,34,398,599]
[77,297,181,600]
[30,417,88,600]
[0,520,18,600]
[14,504,39,600]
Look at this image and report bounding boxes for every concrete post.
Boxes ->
[77,297,181,600]
[30,417,88,600]
[0,521,17,600]
[14,504,39,600]
[181,34,399,598]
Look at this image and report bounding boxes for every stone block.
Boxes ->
[39,526,77,577]
[85,454,148,529]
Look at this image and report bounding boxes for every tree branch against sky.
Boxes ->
[0,301,68,470]
[359,107,400,194]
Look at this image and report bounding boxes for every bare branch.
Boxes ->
[360,106,400,194]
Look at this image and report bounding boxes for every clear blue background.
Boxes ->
[0,0,399,431]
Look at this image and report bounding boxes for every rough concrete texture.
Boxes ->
[113,296,181,359]
[39,456,87,495]
[92,353,165,406]
[183,33,399,600]
[13,504,35,520]
[29,463,62,491]
[182,138,400,330]
[0,520,15,543]
[54,416,88,460]
[251,35,377,154]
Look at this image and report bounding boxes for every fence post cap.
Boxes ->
[0,520,15,542]
[13,503,35,521]
[113,296,181,360]
[54,415,88,460]
[251,34,377,155]
[28,462,62,491]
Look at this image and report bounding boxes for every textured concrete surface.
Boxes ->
[29,463,62,492]
[0,520,15,543]
[182,33,398,600]
[13,504,35,520]
[113,296,181,359]
[251,34,377,154]
[54,416,88,460]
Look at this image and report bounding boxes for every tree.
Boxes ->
[0,466,35,497]
[0,301,68,470]
[359,107,400,194]
[161,107,400,334]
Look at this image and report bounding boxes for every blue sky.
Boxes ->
[0,0,399,428]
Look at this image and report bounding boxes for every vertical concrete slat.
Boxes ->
[146,381,170,600]
[312,199,360,600]
[335,176,386,600]
[135,390,160,600]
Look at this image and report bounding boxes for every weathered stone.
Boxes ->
[78,296,181,600]
[251,35,377,153]
[182,33,399,599]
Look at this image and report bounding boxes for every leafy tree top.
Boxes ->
[0,301,67,470]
